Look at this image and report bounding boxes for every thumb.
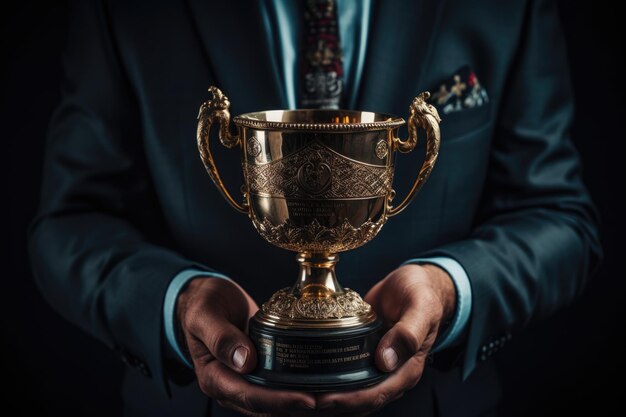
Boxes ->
[192,311,258,374]
[375,312,430,373]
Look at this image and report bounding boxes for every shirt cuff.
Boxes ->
[401,257,472,352]
[163,269,232,368]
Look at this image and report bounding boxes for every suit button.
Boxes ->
[119,350,138,367]
[482,345,487,352]
[138,362,152,378]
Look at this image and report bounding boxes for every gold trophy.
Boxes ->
[197,87,441,391]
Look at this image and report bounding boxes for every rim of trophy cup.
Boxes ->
[233,109,405,132]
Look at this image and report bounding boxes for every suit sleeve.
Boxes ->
[420,0,602,378]
[28,1,206,393]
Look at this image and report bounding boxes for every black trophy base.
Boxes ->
[245,317,385,392]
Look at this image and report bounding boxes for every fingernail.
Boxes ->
[382,347,399,370]
[233,346,248,369]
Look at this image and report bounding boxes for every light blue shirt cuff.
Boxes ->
[163,269,232,368]
[401,257,472,352]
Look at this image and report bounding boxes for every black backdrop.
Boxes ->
[3,1,624,415]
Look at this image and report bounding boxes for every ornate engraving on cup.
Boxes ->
[247,136,262,158]
[375,140,388,159]
[262,288,371,320]
[245,142,394,199]
[297,161,332,196]
[252,217,386,253]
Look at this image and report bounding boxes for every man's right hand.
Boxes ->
[176,277,316,416]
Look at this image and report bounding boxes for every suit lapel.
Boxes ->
[186,0,287,112]
[357,0,448,115]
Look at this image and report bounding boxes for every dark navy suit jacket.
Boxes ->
[29,0,602,416]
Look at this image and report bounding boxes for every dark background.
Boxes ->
[3,1,624,415]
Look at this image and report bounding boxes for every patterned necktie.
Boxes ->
[299,0,344,109]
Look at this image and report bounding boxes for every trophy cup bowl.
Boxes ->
[197,86,441,391]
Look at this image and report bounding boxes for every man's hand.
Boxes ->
[316,264,456,416]
[177,277,316,416]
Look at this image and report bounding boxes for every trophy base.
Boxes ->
[245,316,385,392]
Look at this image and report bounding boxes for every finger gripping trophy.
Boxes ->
[197,86,441,391]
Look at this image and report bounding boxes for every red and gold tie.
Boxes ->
[299,0,344,109]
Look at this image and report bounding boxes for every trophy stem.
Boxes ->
[245,250,386,390]
[292,252,343,298]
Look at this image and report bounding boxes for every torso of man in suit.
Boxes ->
[29,1,601,416]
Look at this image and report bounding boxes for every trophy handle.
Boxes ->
[388,91,442,217]
[197,86,248,214]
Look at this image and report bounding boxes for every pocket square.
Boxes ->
[429,66,489,115]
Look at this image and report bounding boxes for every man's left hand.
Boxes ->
[316,264,457,416]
